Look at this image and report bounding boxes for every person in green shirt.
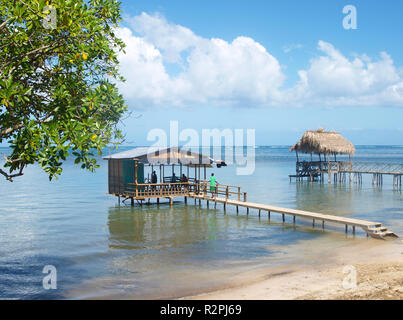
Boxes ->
[209,173,217,195]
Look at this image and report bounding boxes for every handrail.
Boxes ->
[123,180,246,202]
[128,182,192,186]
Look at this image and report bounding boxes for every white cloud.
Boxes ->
[116,13,284,107]
[128,13,200,64]
[289,41,403,107]
[283,44,303,53]
[116,13,403,108]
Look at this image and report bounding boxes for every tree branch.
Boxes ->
[0,165,25,182]
[0,114,53,138]
[0,18,10,31]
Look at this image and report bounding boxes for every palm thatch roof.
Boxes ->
[290,129,355,155]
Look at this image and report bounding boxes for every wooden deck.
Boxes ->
[188,193,398,240]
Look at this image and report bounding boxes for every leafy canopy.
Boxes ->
[0,0,127,181]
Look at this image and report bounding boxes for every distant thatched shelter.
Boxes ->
[290,129,355,161]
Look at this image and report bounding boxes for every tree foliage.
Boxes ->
[0,0,127,181]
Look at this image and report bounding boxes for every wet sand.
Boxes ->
[183,238,403,300]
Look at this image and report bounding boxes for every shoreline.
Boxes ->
[182,238,403,300]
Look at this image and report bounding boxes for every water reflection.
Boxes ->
[294,182,354,216]
[107,204,228,252]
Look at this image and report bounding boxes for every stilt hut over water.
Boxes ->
[103,147,228,204]
[289,129,356,181]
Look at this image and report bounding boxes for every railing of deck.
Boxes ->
[296,161,403,175]
[125,182,198,198]
[296,161,353,175]
[198,181,247,202]
[124,181,247,202]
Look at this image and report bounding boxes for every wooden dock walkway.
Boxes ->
[188,193,398,240]
[290,161,403,189]
[111,180,398,240]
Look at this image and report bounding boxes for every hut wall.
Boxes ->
[108,159,145,195]
[108,159,123,194]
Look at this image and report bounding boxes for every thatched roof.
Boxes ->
[290,129,355,155]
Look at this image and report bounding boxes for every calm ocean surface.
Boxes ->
[0,146,402,299]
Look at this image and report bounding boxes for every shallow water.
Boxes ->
[0,146,402,299]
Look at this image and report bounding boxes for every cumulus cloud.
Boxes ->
[116,12,284,107]
[115,13,403,108]
[289,41,403,107]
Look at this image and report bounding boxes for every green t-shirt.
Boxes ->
[209,176,216,186]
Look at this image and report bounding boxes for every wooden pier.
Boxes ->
[187,186,398,240]
[289,129,403,190]
[289,160,403,190]
[111,180,398,240]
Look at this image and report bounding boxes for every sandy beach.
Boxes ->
[183,238,403,300]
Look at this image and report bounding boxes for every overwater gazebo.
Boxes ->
[103,147,229,204]
[289,129,356,181]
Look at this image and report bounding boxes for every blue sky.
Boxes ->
[114,0,403,146]
[4,0,403,147]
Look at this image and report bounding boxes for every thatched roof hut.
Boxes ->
[290,129,355,157]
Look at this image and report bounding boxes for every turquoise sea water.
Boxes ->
[0,146,402,299]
